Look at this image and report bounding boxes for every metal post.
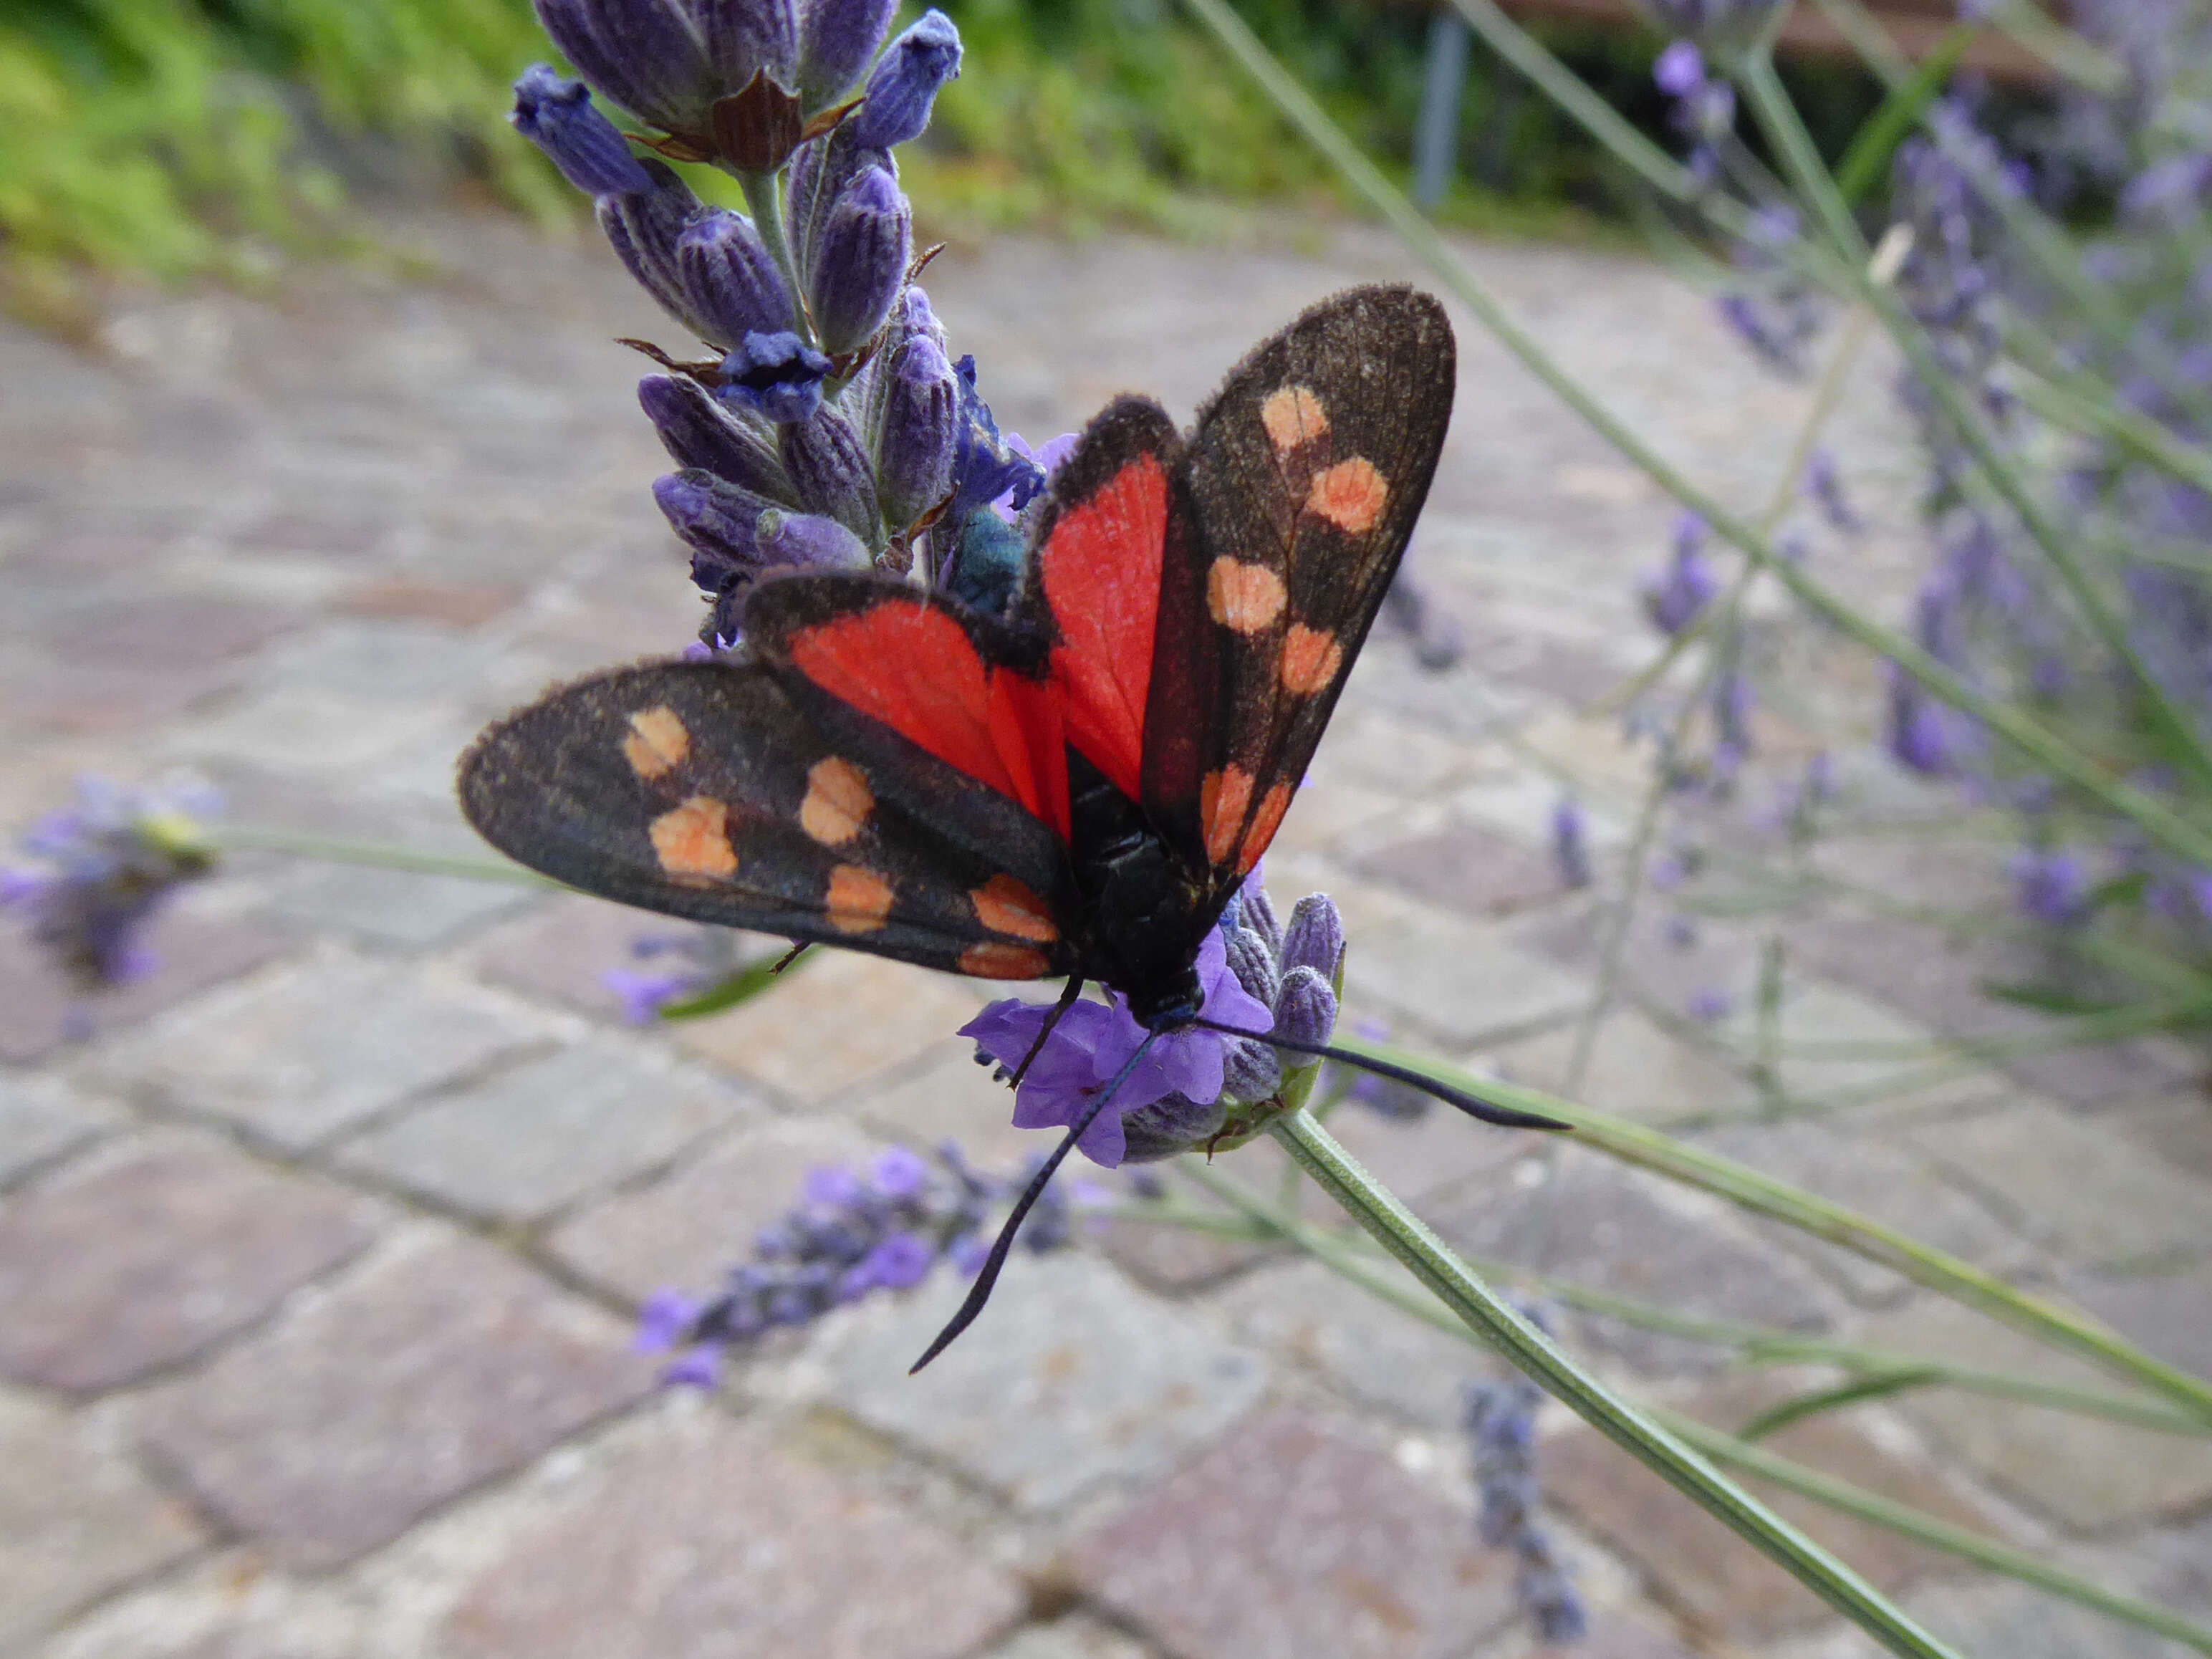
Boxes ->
[1414,7,1472,211]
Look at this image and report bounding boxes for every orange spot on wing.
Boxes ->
[787,601,1069,837]
[799,756,872,846]
[1238,782,1294,872]
[1279,624,1344,696]
[959,942,1052,979]
[1201,765,1255,865]
[1260,385,1328,452]
[970,873,1059,943]
[622,706,690,779]
[1307,456,1388,533]
[650,797,736,880]
[1041,453,1168,802]
[1206,559,1287,635]
[825,865,895,933]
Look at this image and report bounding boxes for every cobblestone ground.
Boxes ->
[2,209,2209,1659]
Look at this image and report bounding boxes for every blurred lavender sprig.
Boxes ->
[1465,1346,1589,1645]
[1,776,217,991]
[638,1141,1083,1385]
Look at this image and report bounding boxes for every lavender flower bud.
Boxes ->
[1221,1038,1283,1105]
[798,0,899,107]
[892,283,947,352]
[1550,797,1593,890]
[678,210,797,347]
[511,67,654,197]
[638,374,795,498]
[1652,39,1704,96]
[1239,882,1284,955]
[809,166,911,356]
[850,9,961,150]
[756,507,871,571]
[597,162,716,338]
[718,330,832,425]
[1223,926,1281,1009]
[875,335,958,528]
[1277,893,1343,982]
[779,402,880,541]
[654,468,776,590]
[702,0,800,99]
[1640,511,1718,635]
[534,0,720,136]
[1272,966,1337,1050]
[1117,1092,1228,1164]
[2011,847,2090,926]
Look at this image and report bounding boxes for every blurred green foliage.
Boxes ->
[0,0,1882,314]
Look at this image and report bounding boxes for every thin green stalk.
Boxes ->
[1265,1110,1961,1659]
[209,825,562,887]
[1658,1411,2212,1655]
[1170,1163,2205,1437]
[737,168,809,342]
[1337,1032,2212,1427]
[1175,0,2212,872]
[1178,1160,2212,1648]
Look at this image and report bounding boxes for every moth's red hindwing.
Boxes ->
[1155,286,1456,888]
[458,659,1079,983]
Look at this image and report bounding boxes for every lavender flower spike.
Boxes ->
[1550,796,1594,890]
[718,330,832,424]
[511,67,655,198]
[2011,847,2090,926]
[809,166,912,356]
[798,0,900,108]
[678,210,798,348]
[875,335,960,529]
[4,776,218,990]
[534,0,721,137]
[1640,512,1718,635]
[1465,1375,1589,1645]
[755,507,872,570]
[851,10,961,150]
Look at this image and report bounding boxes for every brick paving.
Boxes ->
[1,205,2208,1659]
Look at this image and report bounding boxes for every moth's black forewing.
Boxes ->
[1147,286,1456,898]
[459,658,1081,980]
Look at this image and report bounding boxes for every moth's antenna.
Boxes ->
[911,1027,1160,1374]
[1004,975,1086,1091]
[1186,1016,1570,1132]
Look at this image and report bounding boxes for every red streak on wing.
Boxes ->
[1039,454,1167,801]
[787,601,1070,837]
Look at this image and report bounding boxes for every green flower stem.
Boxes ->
[1338,1032,2212,1427]
[1164,1163,2204,1437]
[1263,1109,1962,1659]
[1173,1161,2212,1648]
[1737,49,2212,791]
[1656,1410,2212,1655]
[208,825,562,887]
[737,168,810,342]
[1177,0,2212,873]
